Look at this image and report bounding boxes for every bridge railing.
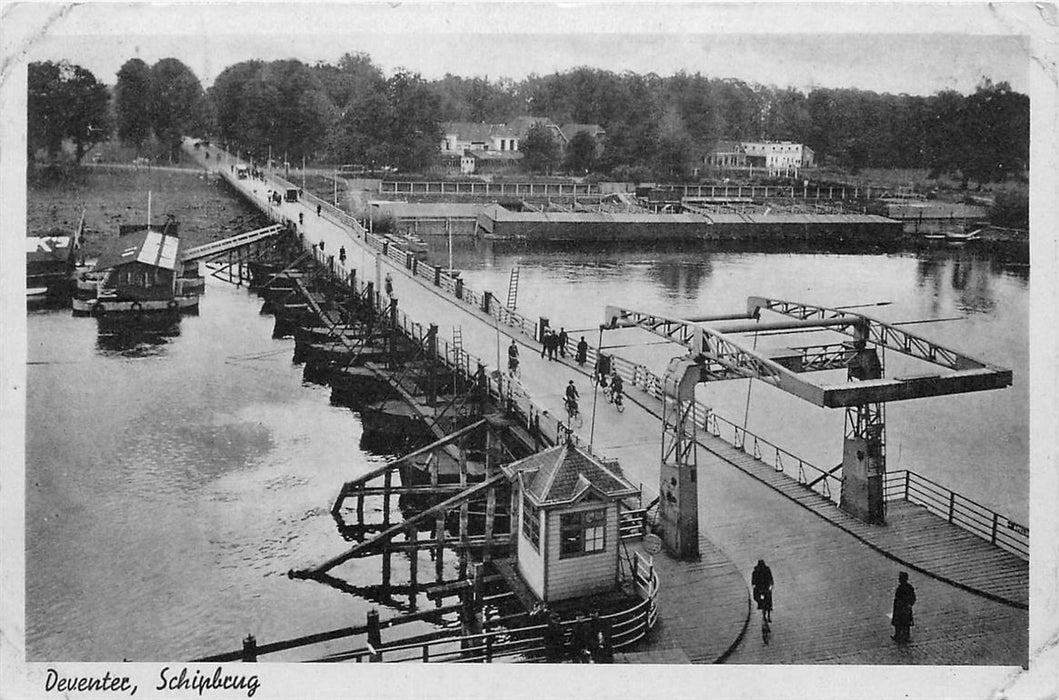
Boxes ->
[605,354,843,501]
[883,470,1028,560]
[312,551,656,663]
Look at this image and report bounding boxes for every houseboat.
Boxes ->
[73,223,202,317]
[27,212,84,301]
[26,232,78,301]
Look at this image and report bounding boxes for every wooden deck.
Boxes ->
[637,536,750,663]
[695,430,1029,609]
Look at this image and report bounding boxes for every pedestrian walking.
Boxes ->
[891,572,916,643]
[316,204,322,217]
[751,560,774,623]
[298,212,304,225]
[319,240,325,252]
[558,328,568,358]
[339,246,347,263]
[546,331,558,361]
[540,329,549,358]
[576,337,588,367]
[384,272,394,298]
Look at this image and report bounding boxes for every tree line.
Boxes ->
[29,54,1028,188]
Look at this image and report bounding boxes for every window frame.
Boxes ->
[521,495,541,552]
[558,507,607,559]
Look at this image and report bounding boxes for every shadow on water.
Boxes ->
[94,314,183,357]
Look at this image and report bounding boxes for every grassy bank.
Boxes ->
[27,166,268,258]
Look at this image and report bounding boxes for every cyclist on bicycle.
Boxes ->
[564,380,580,416]
[596,353,611,389]
[508,339,520,375]
[610,371,624,407]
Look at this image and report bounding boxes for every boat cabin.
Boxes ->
[26,234,76,290]
[92,228,182,301]
[502,443,638,602]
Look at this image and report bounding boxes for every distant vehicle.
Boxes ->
[284,188,302,203]
[235,165,249,179]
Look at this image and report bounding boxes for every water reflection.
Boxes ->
[94,316,182,357]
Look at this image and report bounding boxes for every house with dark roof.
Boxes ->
[502,443,638,602]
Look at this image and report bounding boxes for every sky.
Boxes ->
[5,3,1038,96]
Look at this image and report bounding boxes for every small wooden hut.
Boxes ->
[502,443,638,602]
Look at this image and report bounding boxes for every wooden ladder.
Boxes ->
[506,267,520,309]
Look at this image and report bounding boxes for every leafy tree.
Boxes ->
[957,81,1028,186]
[114,58,152,149]
[520,122,560,173]
[563,131,598,173]
[330,85,392,166]
[386,70,441,171]
[149,58,207,157]
[27,60,110,163]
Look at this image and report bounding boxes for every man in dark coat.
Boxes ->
[576,337,588,367]
[891,571,916,642]
[557,328,569,358]
[751,559,774,622]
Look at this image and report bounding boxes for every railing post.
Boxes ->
[482,291,492,315]
[422,644,429,662]
[904,470,910,499]
[241,634,257,662]
[455,277,464,300]
[991,512,999,545]
[948,490,956,523]
[367,609,382,662]
[434,265,442,286]
[485,634,493,662]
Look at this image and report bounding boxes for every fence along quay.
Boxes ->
[184,141,1027,665]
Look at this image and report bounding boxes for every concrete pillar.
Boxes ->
[433,265,442,286]
[840,344,886,525]
[482,291,492,315]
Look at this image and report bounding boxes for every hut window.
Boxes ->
[522,496,540,551]
[559,508,606,558]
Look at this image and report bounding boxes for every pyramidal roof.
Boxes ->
[502,443,637,507]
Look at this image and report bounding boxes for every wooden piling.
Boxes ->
[434,512,446,581]
[383,471,392,527]
[484,486,497,562]
[241,634,257,662]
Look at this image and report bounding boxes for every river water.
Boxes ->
[24,237,1028,662]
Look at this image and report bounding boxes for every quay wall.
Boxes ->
[475,207,905,243]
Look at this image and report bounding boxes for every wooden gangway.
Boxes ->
[184,140,1029,665]
[181,223,286,262]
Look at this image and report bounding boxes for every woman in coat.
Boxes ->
[891,571,916,642]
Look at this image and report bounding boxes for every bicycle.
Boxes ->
[761,614,771,645]
[612,390,625,413]
[565,398,584,428]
